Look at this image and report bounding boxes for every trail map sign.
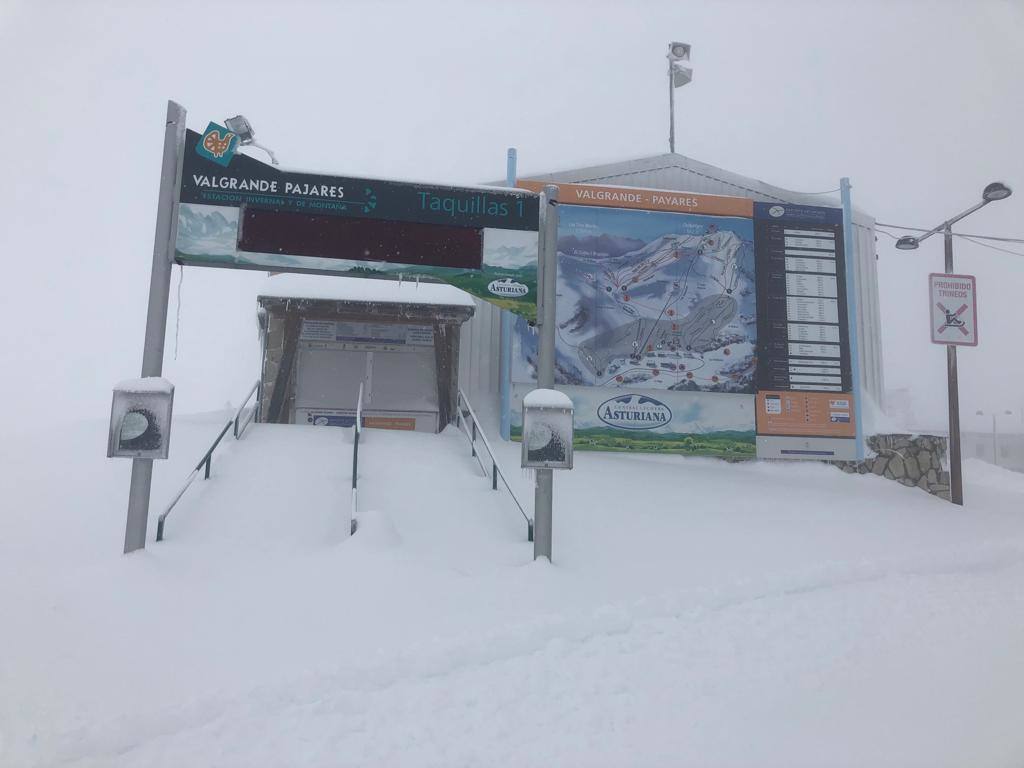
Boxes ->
[929,273,977,346]
[176,124,541,320]
[510,181,860,461]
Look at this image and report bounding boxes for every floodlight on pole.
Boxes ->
[667,41,692,154]
[225,114,279,165]
[669,42,691,61]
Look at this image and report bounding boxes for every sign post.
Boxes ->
[499,148,518,441]
[929,262,978,506]
[840,178,865,460]
[533,185,559,562]
[123,101,186,554]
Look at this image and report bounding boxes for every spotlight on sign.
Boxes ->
[521,389,574,470]
[224,114,279,165]
[224,115,255,144]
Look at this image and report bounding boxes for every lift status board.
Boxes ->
[753,203,857,460]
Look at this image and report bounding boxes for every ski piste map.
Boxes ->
[550,203,756,393]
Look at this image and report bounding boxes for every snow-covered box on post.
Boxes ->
[521,388,574,470]
[107,377,175,460]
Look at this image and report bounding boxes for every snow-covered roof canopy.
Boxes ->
[257,273,476,308]
[506,152,874,226]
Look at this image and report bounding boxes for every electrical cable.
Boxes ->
[174,264,184,360]
[875,222,1024,245]
[789,187,841,196]
[875,225,1024,257]
[957,235,1024,258]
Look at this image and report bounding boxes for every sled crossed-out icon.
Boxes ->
[936,302,970,336]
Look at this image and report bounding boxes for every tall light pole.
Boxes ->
[895,182,1012,504]
[976,409,1013,466]
[667,42,692,154]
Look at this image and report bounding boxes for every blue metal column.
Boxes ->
[841,177,865,460]
[499,148,517,440]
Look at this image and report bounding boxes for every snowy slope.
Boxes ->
[2,416,1024,767]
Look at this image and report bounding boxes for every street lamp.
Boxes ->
[667,42,692,154]
[897,182,1012,504]
[893,181,1013,253]
[976,409,1013,466]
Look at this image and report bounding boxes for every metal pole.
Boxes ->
[499,148,517,441]
[668,60,675,154]
[944,225,964,505]
[992,414,998,466]
[124,100,186,553]
[533,185,559,561]
[536,186,558,389]
[840,178,865,460]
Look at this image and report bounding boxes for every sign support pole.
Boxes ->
[533,185,559,561]
[124,100,186,553]
[499,148,517,440]
[840,178,865,460]
[944,224,964,505]
[668,60,675,153]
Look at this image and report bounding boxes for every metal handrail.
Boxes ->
[156,418,232,541]
[156,381,262,542]
[350,382,364,535]
[456,389,533,541]
[233,380,260,439]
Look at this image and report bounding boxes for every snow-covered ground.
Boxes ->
[2,414,1024,767]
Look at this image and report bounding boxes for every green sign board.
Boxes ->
[175,126,540,320]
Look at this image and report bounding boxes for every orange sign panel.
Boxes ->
[756,391,856,438]
[516,179,754,218]
[363,416,417,431]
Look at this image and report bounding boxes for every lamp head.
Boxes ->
[982,182,1012,202]
[224,115,256,145]
[895,236,920,250]
[668,42,691,61]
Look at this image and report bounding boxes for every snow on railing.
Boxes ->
[233,380,260,439]
[349,382,364,535]
[456,389,533,541]
[156,380,260,543]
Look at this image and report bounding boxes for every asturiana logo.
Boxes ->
[487,278,529,298]
[598,395,672,430]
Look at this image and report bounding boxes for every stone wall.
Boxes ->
[831,434,950,500]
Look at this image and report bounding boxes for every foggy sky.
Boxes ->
[1,0,1021,436]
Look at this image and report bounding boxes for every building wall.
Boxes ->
[457,297,502,411]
